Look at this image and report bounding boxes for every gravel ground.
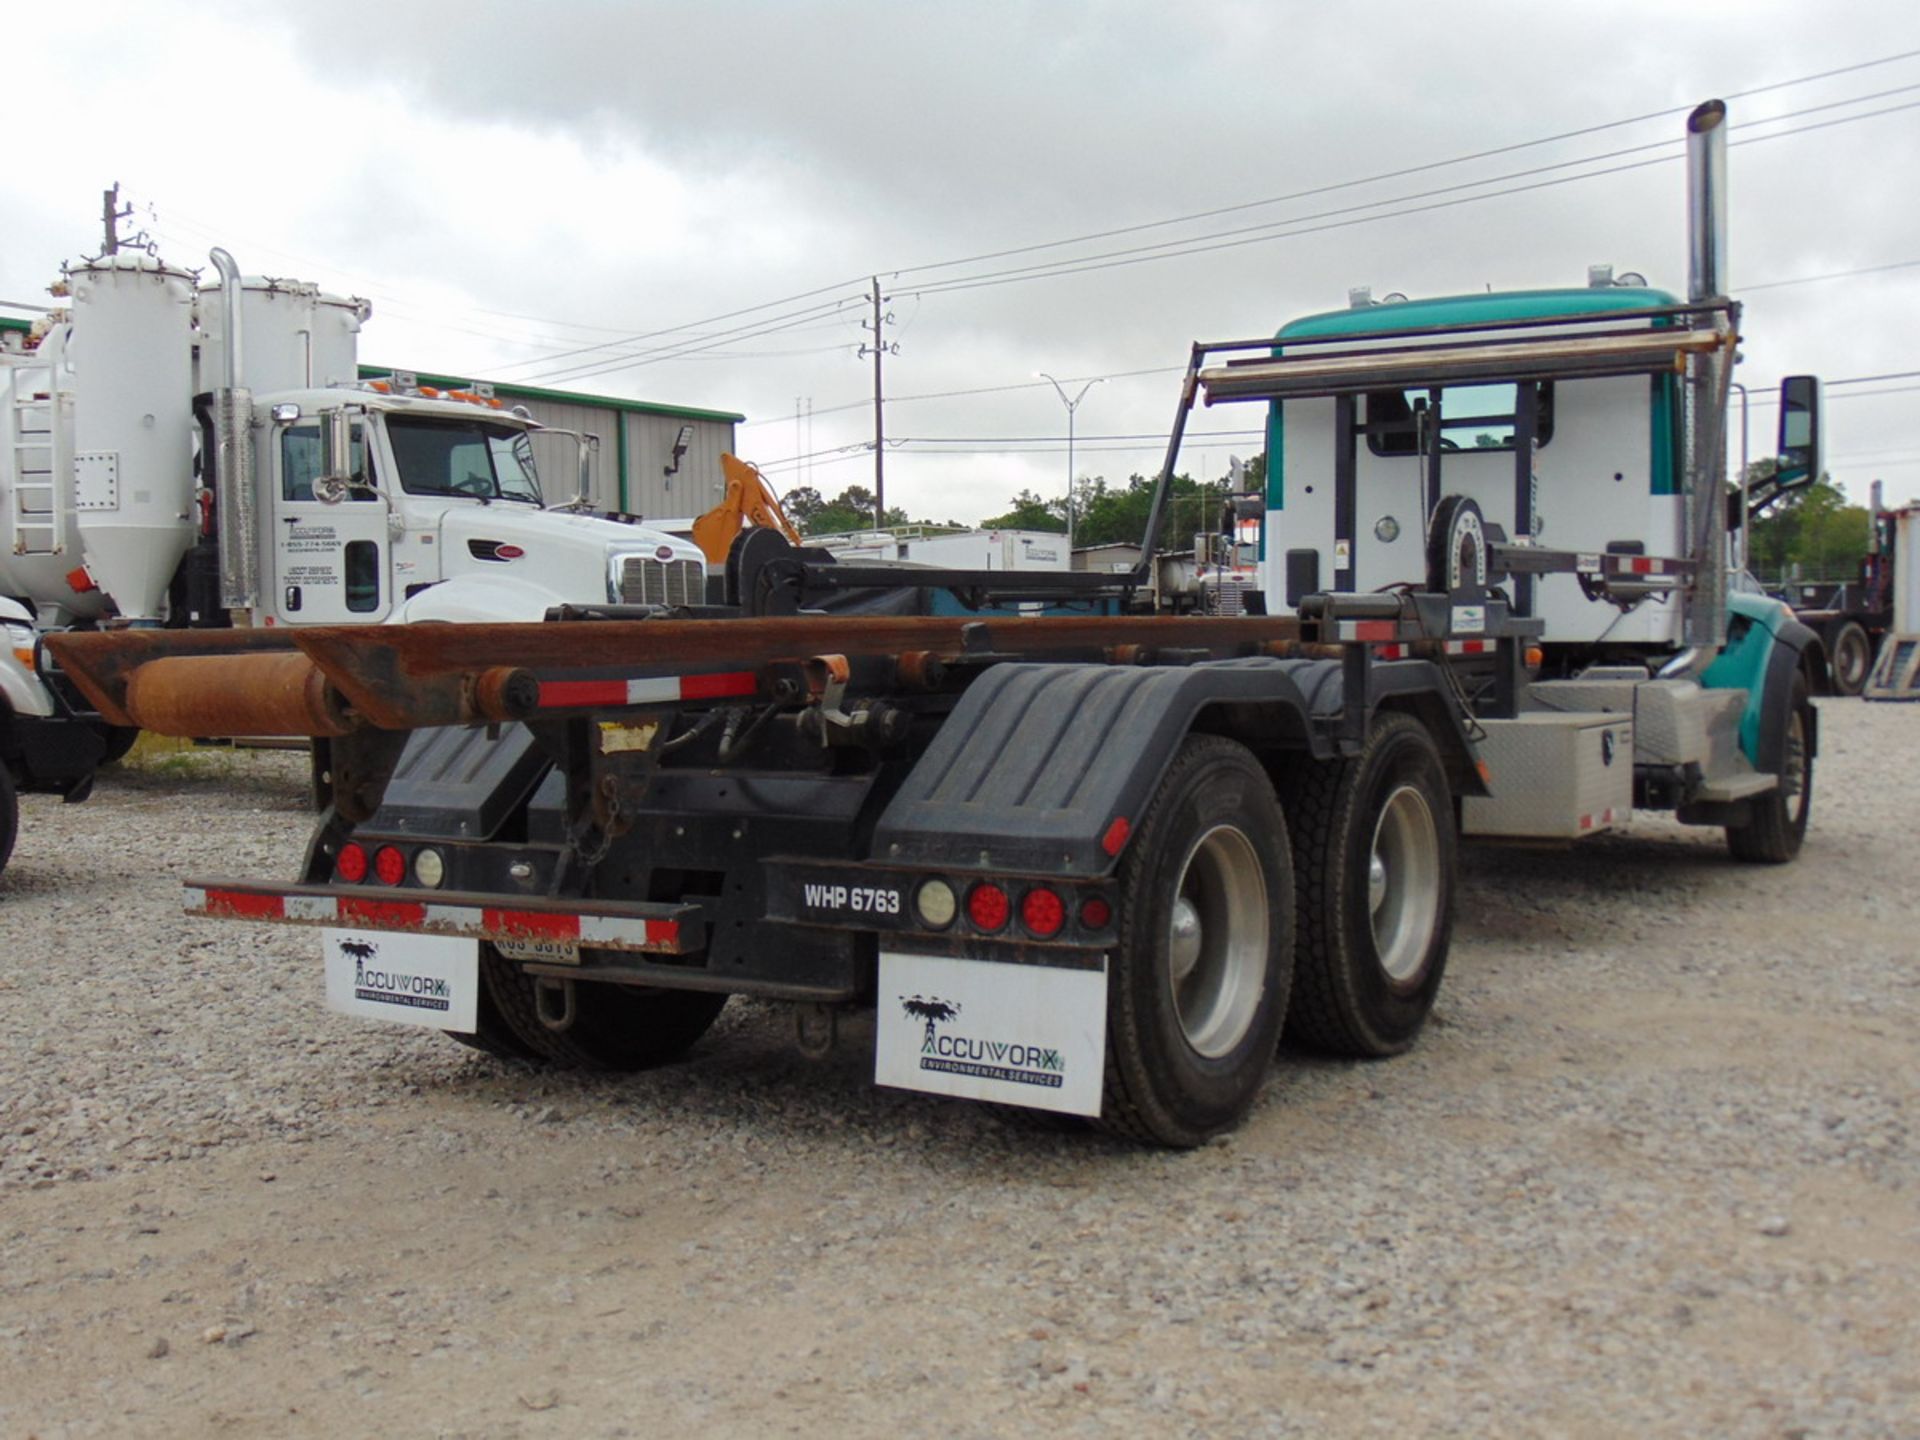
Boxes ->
[0,702,1915,1438]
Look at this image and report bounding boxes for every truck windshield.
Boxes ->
[385,416,544,504]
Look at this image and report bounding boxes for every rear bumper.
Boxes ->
[185,879,702,955]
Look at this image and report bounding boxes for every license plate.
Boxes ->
[323,928,478,1032]
[875,950,1107,1117]
[493,937,581,965]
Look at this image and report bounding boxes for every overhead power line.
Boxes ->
[125,48,1920,400]
[898,97,1920,301]
[158,46,1920,386]
[541,89,1920,386]
[888,46,1920,281]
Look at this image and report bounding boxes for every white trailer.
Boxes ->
[815,527,1071,572]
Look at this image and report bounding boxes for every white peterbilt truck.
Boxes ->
[0,246,706,877]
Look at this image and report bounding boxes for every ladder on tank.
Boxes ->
[6,365,63,557]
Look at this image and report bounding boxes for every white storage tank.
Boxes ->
[196,278,369,396]
[67,255,198,623]
[309,291,369,389]
[0,327,112,626]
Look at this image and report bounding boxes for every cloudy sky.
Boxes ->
[5,1,1917,524]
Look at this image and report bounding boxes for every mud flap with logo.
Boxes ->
[875,950,1107,1117]
[323,929,478,1032]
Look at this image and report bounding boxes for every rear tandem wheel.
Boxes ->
[1097,735,1294,1148]
[1278,712,1456,1058]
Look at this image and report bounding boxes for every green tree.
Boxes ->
[1746,469,1870,584]
[979,489,1066,533]
[1067,472,1230,549]
[780,485,826,528]
[790,483,909,535]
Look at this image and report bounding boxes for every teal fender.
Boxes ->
[1701,593,1819,769]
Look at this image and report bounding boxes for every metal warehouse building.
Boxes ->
[370,367,744,524]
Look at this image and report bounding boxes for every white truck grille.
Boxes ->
[616,556,704,608]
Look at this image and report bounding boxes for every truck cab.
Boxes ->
[260,384,705,627]
[1262,285,1688,649]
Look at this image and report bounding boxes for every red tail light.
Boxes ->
[966,882,1010,932]
[336,843,368,884]
[374,846,407,887]
[1021,887,1065,939]
[1079,896,1112,930]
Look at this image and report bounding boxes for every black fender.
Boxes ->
[1756,614,1821,772]
[871,656,1482,877]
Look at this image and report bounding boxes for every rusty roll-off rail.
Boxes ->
[46,615,1330,739]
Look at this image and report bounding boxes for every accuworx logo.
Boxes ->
[346,939,453,1013]
[899,993,1066,1091]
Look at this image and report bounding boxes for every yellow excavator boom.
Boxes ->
[691,453,804,564]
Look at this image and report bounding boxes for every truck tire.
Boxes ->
[1097,735,1293,1148]
[95,725,140,766]
[1278,712,1455,1058]
[443,953,546,1063]
[0,764,16,880]
[481,945,728,1071]
[1828,620,1872,697]
[1726,672,1813,864]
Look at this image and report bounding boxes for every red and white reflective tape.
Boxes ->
[1373,638,1492,660]
[1334,619,1399,642]
[1576,807,1620,832]
[183,885,683,953]
[1606,556,1677,576]
[535,670,758,710]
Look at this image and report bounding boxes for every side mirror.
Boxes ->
[322,408,354,490]
[580,434,598,508]
[1775,375,1823,490]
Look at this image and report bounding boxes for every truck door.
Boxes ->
[270,419,393,624]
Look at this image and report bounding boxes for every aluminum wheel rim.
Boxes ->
[1167,824,1268,1058]
[1836,633,1869,693]
[1783,707,1808,824]
[1369,784,1441,984]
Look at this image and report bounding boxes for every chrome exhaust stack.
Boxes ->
[1679,100,1734,657]
[208,248,258,614]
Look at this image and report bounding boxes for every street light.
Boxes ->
[1036,372,1103,551]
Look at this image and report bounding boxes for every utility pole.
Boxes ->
[102,183,132,256]
[858,277,896,528]
[1036,373,1104,550]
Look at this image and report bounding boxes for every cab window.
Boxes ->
[1361,382,1554,456]
[281,424,374,502]
[386,417,544,504]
